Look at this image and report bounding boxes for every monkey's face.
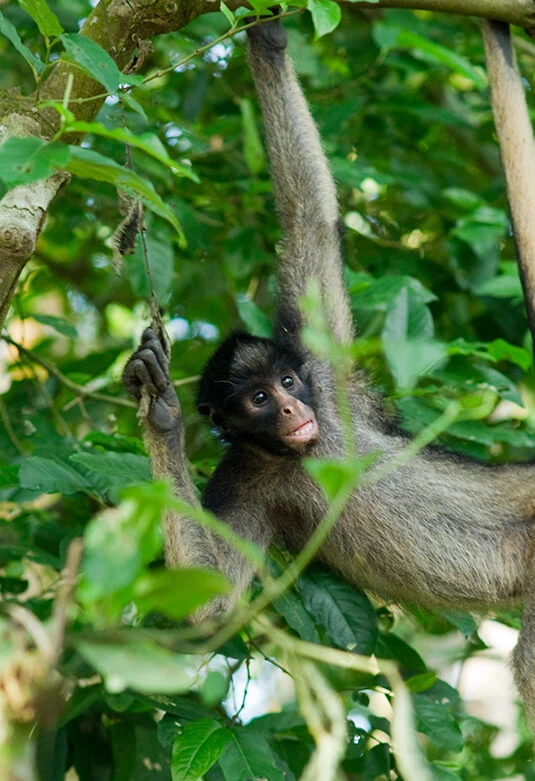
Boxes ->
[197,332,318,455]
[203,368,319,455]
[237,369,319,454]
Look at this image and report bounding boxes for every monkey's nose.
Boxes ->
[282,406,294,415]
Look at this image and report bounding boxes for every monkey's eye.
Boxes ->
[281,375,294,389]
[251,390,269,406]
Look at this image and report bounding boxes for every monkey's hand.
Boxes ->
[123,328,181,434]
[247,15,287,54]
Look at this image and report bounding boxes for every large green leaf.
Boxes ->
[76,637,194,694]
[0,137,70,188]
[307,0,341,39]
[272,589,321,643]
[219,730,290,781]
[79,485,165,611]
[19,456,90,495]
[298,568,378,655]
[0,10,44,73]
[383,339,447,389]
[31,313,78,338]
[133,568,229,620]
[413,694,464,752]
[18,0,63,37]
[373,22,486,89]
[239,98,266,175]
[61,33,141,93]
[70,451,152,486]
[63,121,198,181]
[171,719,231,781]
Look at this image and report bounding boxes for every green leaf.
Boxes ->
[442,188,483,211]
[487,338,531,371]
[383,339,447,389]
[248,0,277,13]
[75,637,194,694]
[307,0,341,39]
[18,0,63,37]
[235,295,272,337]
[239,98,266,175]
[65,146,184,241]
[19,456,90,495]
[476,270,523,299]
[375,632,427,673]
[382,286,435,341]
[298,568,378,654]
[62,121,198,181]
[355,276,436,312]
[0,465,19,489]
[373,23,486,90]
[453,206,508,261]
[305,454,379,502]
[70,451,152,487]
[31,313,78,338]
[201,671,229,707]
[273,589,321,643]
[220,2,235,27]
[109,722,137,781]
[79,488,165,610]
[133,568,229,620]
[438,610,478,637]
[61,33,141,94]
[172,719,231,781]
[219,730,289,781]
[413,693,464,752]
[0,10,44,74]
[0,138,70,188]
[406,672,437,693]
[431,765,463,781]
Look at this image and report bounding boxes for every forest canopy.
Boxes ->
[1,1,535,779]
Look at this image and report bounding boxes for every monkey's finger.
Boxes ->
[122,359,143,398]
[127,358,161,397]
[146,338,169,376]
[134,348,169,392]
[142,327,157,344]
[140,329,169,373]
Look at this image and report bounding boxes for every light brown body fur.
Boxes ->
[124,19,535,731]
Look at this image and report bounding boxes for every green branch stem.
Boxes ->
[256,614,432,781]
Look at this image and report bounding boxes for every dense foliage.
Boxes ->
[1,1,535,778]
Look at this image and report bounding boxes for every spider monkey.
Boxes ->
[123,18,535,730]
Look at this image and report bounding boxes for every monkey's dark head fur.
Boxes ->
[197,332,315,453]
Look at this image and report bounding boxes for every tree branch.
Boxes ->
[339,0,535,29]
[3,334,136,409]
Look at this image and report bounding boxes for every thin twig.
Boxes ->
[232,658,251,723]
[143,9,305,87]
[50,538,83,661]
[2,334,136,409]
[174,375,200,387]
[58,10,304,107]
[0,396,26,456]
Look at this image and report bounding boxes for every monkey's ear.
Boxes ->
[197,403,211,417]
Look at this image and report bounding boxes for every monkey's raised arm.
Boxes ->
[247,21,354,347]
